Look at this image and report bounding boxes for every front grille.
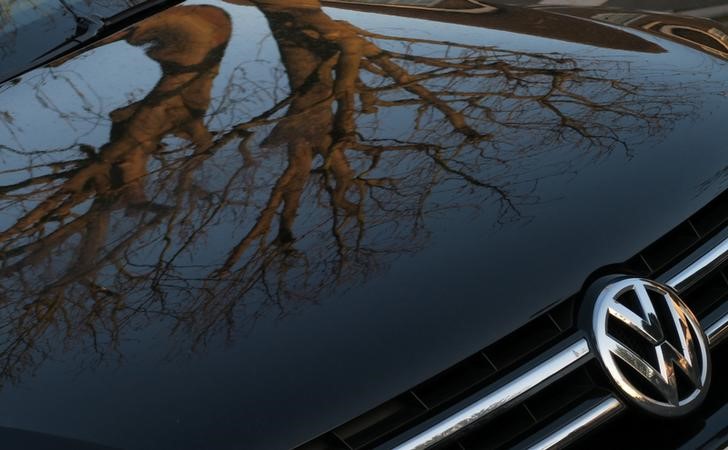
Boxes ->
[682,261,728,318]
[438,363,609,450]
[625,189,728,277]
[299,299,578,450]
[571,341,728,450]
[298,189,728,450]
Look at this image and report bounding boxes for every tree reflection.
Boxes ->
[0,1,706,383]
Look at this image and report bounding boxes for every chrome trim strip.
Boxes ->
[665,234,728,347]
[666,235,728,292]
[525,397,624,450]
[391,229,728,450]
[392,339,590,450]
[707,312,728,346]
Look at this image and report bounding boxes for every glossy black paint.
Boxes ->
[0,1,727,449]
[0,1,171,84]
[64,0,149,19]
[0,1,77,82]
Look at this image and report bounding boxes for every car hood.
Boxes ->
[0,0,153,83]
[0,1,727,449]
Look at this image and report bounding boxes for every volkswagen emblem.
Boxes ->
[588,277,711,416]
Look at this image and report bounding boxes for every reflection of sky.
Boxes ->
[0,3,727,449]
[0,40,157,161]
[66,0,147,18]
[0,1,726,323]
[0,1,73,62]
[0,41,158,231]
[0,0,726,336]
[0,1,717,159]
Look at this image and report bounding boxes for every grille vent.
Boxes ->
[626,190,728,276]
[681,261,728,318]
[572,341,728,450]
[298,299,577,449]
[438,363,608,450]
[299,189,728,450]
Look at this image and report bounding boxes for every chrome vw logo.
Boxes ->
[591,277,710,416]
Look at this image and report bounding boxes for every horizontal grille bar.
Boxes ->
[300,191,728,450]
[666,233,728,290]
[706,312,728,346]
[390,340,590,450]
[523,397,624,450]
[530,289,728,450]
[664,232,728,346]
[392,230,728,450]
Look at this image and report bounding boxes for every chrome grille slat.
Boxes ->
[391,231,728,450]
[390,339,591,450]
[523,397,624,450]
[300,192,728,450]
[666,233,728,291]
[706,310,728,346]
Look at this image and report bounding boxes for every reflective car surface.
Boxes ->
[0,1,727,449]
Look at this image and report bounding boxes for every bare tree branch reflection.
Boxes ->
[0,1,705,383]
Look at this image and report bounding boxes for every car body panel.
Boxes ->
[0,1,77,82]
[0,1,727,449]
